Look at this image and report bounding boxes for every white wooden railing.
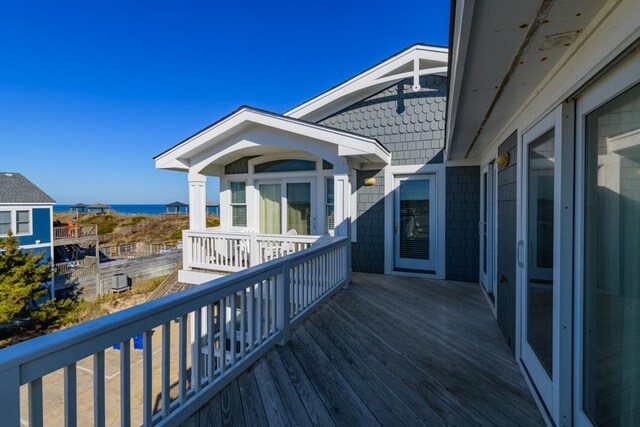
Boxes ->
[0,236,350,427]
[183,229,320,273]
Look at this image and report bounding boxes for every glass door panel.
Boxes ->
[259,183,281,234]
[394,176,436,272]
[286,182,311,235]
[527,128,555,377]
[583,83,640,426]
[521,113,557,414]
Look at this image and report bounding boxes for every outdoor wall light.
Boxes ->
[363,177,376,186]
[496,152,510,168]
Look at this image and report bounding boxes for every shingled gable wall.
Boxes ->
[317,76,449,273]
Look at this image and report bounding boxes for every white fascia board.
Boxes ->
[285,45,449,120]
[446,0,476,162]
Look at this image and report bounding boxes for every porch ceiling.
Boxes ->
[446,0,609,161]
[154,107,390,174]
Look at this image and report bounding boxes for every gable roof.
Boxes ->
[285,43,448,122]
[0,172,55,204]
[154,106,390,170]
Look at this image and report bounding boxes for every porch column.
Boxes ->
[188,173,207,231]
[333,165,353,284]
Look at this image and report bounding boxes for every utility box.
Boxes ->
[111,273,130,293]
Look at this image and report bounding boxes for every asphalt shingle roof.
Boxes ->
[0,172,55,204]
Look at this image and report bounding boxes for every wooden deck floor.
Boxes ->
[181,273,543,426]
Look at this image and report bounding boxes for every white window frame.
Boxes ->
[0,207,33,237]
[229,181,247,228]
[573,49,640,427]
[220,154,339,235]
[325,177,335,234]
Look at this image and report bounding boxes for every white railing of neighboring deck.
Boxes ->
[183,229,319,273]
[0,236,350,427]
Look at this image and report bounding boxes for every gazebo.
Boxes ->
[87,203,111,214]
[69,203,88,219]
[165,201,189,217]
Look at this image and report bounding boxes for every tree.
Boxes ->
[0,231,73,327]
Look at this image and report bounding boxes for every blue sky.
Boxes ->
[0,1,450,204]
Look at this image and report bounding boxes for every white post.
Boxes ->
[333,165,353,285]
[188,173,207,231]
[182,230,191,271]
[249,233,259,267]
[276,261,291,345]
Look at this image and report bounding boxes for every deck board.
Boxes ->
[182,273,544,426]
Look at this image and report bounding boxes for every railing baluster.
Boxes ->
[207,304,215,382]
[64,363,77,427]
[265,279,270,337]
[193,308,202,393]
[143,330,153,426]
[121,339,131,427]
[28,378,43,427]
[219,297,226,373]
[94,350,105,427]
[162,323,171,418]
[230,293,237,365]
[257,280,263,344]
[241,288,246,358]
[248,284,254,351]
[179,314,188,403]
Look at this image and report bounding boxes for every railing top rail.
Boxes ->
[185,229,321,241]
[0,235,347,382]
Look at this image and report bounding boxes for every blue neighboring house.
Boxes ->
[0,172,55,295]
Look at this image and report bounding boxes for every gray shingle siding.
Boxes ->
[318,75,447,166]
[445,166,479,282]
[352,169,385,274]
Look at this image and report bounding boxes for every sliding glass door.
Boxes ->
[257,179,315,235]
[580,82,640,426]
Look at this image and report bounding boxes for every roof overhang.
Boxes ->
[286,44,448,122]
[154,107,390,174]
[446,0,612,161]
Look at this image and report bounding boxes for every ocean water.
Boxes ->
[54,204,168,215]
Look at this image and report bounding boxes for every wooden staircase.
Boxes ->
[147,260,185,300]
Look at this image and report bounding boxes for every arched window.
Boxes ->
[254,159,316,173]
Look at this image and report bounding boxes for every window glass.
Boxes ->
[254,159,315,173]
[527,129,555,377]
[230,182,247,227]
[287,183,311,235]
[583,83,640,426]
[16,210,30,234]
[0,211,10,235]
